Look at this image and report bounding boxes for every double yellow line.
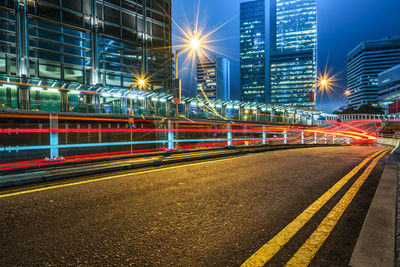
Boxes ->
[242,147,390,267]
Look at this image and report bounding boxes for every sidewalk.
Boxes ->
[350,152,398,267]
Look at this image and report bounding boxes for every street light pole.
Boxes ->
[173,38,201,118]
[175,48,184,118]
[129,85,134,154]
[339,90,350,111]
[129,79,145,154]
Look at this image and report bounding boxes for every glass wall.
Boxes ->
[0,85,18,109]
[0,4,16,78]
[270,0,317,107]
[240,0,266,103]
[0,0,172,97]
[30,88,61,112]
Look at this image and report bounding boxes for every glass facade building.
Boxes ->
[216,57,230,101]
[270,0,317,107]
[378,64,400,112]
[197,55,217,99]
[0,0,172,113]
[240,0,266,103]
[196,55,230,101]
[347,37,400,109]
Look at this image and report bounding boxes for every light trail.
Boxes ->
[0,112,379,173]
[0,137,295,172]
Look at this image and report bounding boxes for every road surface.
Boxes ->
[0,145,389,266]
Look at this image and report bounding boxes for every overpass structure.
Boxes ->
[0,108,377,172]
[3,85,398,172]
[0,81,339,125]
[338,114,400,122]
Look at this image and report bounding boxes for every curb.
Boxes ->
[0,144,343,189]
[349,153,397,267]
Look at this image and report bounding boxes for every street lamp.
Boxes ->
[129,78,146,154]
[129,78,147,123]
[338,90,351,111]
[174,37,201,117]
[190,37,201,50]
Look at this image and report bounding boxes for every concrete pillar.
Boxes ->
[325,133,327,144]
[283,110,287,123]
[16,0,29,78]
[227,124,232,146]
[333,134,336,144]
[61,91,68,112]
[168,120,174,150]
[311,111,314,126]
[262,126,266,145]
[271,109,275,123]
[314,132,317,144]
[49,114,59,159]
[98,124,102,143]
[284,128,287,144]
[301,131,304,144]
[18,85,30,110]
[90,0,99,85]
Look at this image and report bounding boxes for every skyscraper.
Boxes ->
[270,0,317,107]
[240,0,266,103]
[0,0,172,112]
[196,55,231,100]
[216,57,231,100]
[347,37,400,108]
[378,64,400,112]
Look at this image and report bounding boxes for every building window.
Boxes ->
[39,61,61,79]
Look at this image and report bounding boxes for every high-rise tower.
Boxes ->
[270,0,317,107]
[240,0,266,103]
[348,37,400,108]
[196,55,231,100]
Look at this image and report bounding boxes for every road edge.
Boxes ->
[349,151,397,267]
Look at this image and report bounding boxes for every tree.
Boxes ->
[336,104,384,114]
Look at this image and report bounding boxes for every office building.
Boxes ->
[347,36,400,108]
[270,0,317,107]
[0,0,172,112]
[378,64,400,113]
[216,57,231,100]
[196,55,230,101]
[240,0,266,103]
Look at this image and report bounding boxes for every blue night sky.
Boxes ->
[172,0,400,112]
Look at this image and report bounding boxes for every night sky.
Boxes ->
[172,0,400,112]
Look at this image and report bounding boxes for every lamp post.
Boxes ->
[174,37,201,117]
[338,90,350,111]
[129,78,146,154]
[174,47,184,118]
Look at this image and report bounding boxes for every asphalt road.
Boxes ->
[0,145,388,266]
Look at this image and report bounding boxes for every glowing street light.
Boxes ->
[138,79,145,87]
[174,36,202,117]
[339,90,351,111]
[128,77,148,154]
[320,79,328,86]
[190,37,201,50]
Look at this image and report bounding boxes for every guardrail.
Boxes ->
[378,138,400,153]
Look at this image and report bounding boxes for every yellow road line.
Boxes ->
[285,148,389,266]
[241,148,388,267]
[0,153,256,199]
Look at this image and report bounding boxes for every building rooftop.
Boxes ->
[347,36,400,61]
